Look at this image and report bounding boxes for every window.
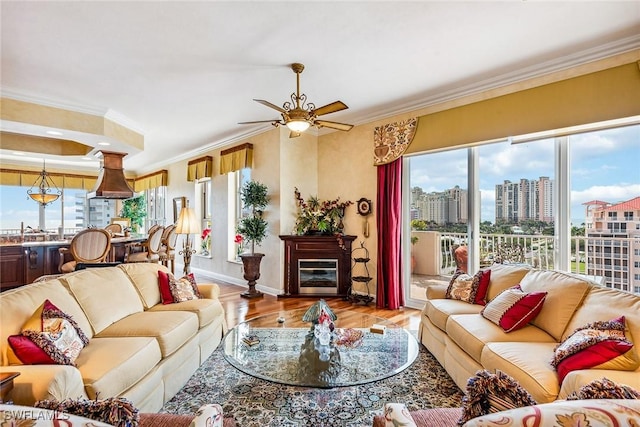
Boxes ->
[227,167,251,261]
[145,186,166,232]
[198,180,212,256]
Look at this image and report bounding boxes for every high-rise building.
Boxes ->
[495,177,554,223]
[584,196,640,294]
[411,185,468,225]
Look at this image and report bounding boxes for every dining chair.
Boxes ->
[58,228,112,273]
[158,224,178,273]
[104,223,123,235]
[125,225,164,263]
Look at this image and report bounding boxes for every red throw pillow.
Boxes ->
[481,285,547,332]
[8,334,55,364]
[473,269,491,305]
[158,270,175,304]
[552,316,638,383]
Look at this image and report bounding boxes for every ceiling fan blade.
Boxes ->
[312,101,348,117]
[238,119,280,125]
[289,131,302,138]
[254,99,286,113]
[314,120,354,132]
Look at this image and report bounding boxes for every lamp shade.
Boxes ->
[175,207,201,235]
[286,120,311,133]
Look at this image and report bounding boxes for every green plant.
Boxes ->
[120,195,146,233]
[411,236,419,245]
[237,180,269,254]
[293,187,352,235]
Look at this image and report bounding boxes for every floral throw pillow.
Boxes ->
[446,272,475,303]
[8,299,89,366]
[481,285,546,332]
[551,316,639,383]
[168,272,201,302]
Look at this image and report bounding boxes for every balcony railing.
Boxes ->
[411,231,640,295]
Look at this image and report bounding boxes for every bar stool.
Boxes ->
[158,224,178,273]
[125,226,164,263]
[59,228,112,273]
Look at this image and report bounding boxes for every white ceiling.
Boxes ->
[1,1,639,174]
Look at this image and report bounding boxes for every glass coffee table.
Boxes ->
[222,307,419,388]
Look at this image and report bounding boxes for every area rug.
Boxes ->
[161,344,464,427]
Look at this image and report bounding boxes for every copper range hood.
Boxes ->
[87,151,135,199]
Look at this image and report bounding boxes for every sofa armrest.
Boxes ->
[1,365,88,406]
[197,283,221,300]
[425,283,448,300]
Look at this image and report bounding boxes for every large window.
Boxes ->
[198,179,212,256]
[145,186,166,231]
[227,167,251,261]
[407,122,640,305]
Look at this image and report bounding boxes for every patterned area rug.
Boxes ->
[162,343,464,427]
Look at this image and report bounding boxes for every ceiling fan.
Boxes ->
[239,63,354,138]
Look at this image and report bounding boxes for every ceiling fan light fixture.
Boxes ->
[286,120,311,133]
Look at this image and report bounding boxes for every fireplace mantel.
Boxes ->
[279,235,356,298]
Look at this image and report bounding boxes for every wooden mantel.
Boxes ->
[279,235,356,298]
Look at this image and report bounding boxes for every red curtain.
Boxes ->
[376,158,404,309]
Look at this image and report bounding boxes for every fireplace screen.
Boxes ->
[298,259,338,294]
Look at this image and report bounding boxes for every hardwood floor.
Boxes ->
[198,274,423,331]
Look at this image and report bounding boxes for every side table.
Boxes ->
[0,372,20,403]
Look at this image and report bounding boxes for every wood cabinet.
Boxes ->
[279,235,356,298]
[0,246,25,290]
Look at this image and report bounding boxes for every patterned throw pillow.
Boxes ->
[551,316,638,383]
[169,273,201,302]
[446,269,491,305]
[8,299,89,366]
[458,369,537,425]
[36,397,139,427]
[481,285,546,332]
[566,377,640,400]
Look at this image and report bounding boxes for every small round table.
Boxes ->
[222,308,419,388]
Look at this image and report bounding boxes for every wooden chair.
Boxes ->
[158,224,178,273]
[125,225,164,263]
[104,223,123,235]
[58,228,112,273]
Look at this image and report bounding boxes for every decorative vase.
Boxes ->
[239,253,264,299]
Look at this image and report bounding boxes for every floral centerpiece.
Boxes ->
[201,227,211,256]
[294,187,353,236]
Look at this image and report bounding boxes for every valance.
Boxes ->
[0,168,97,190]
[407,61,640,154]
[373,118,418,166]
[187,156,213,182]
[220,143,253,174]
[134,170,168,192]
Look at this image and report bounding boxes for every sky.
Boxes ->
[409,124,640,225]
[1,125,639,231]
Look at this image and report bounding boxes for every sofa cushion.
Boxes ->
[481,341,560,403]
[552,316,639,382]
[62,267,144,334]
[518,270,592,341]
[118,263,170,309]
[458,369,537,425]
[446,314,555,365]
[76,336,161,400]
[148,298,223,329]
[461,399,640,427]
[423,300,483,332]
[481,286,547,332]
[484,264,531,301]
[559,367,640,400]
[95,311,199,358]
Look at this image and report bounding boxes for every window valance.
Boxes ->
[0,168,97,190]
[134,170,168,192]
[406,60,640,154]
[220,143,253,174]
[187,156,213,182]
[373,118,418,166]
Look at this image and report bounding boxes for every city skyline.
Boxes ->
[409,124,640,225]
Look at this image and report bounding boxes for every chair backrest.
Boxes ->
[148,224,162,236]
[70,228,112,263]
[161,224,178,251]
[104,223,122,234]
[147,225,165,254]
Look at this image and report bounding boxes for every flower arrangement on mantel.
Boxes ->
[293,188,353,247]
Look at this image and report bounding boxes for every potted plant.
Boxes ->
[411,235,419,273]
[120,195,146,233]
[237,180,269,299]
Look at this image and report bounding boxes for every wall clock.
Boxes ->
[357,198,372,216]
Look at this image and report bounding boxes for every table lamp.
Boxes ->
[175,207,201,275]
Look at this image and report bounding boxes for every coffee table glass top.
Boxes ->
[222,308,419,388]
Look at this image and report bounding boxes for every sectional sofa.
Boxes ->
[419,263,640,403]
[0,263,227,412]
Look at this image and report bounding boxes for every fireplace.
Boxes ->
[279,235,356,298]
[298,259,338,294]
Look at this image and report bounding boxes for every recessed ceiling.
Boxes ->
[1,1,638,174]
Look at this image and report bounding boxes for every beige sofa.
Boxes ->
[0,263,227,412]
[419,264,640,403]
